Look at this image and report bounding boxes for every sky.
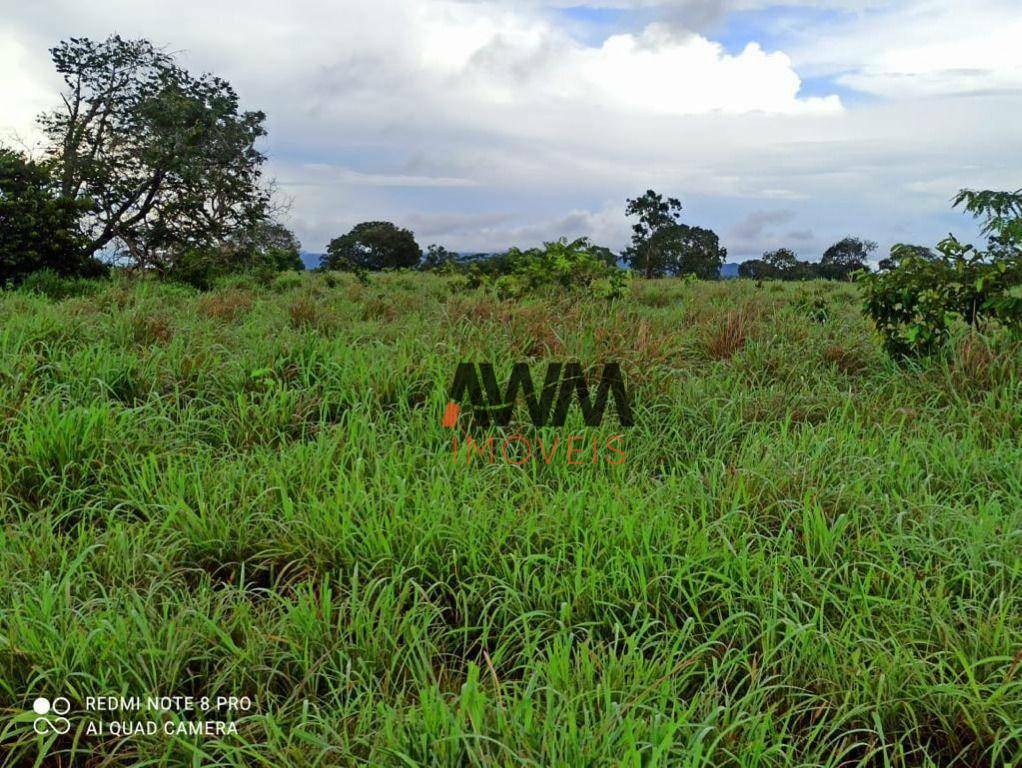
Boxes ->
[1,0,1020,260]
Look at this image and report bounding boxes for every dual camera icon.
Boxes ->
[32,697,71,735]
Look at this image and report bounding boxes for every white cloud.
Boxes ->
[450,19,840,115]
[284,164,477,189]
[791,0,1022,98]
[0,1,836,129]
[0,0,1018,258]
[0,31,58,147]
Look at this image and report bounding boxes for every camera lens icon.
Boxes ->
[32,697,71,735]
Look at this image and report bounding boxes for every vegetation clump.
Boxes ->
[739,238,875,282]
[862,189,1022,356]
[0,149,103,285]
[472,237,629,299]
[321,221,422,272]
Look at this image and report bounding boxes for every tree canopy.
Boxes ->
[322,222,421,271]
[819,237,876,280]
[622,190,725,278]
[40,35,272,272]
[656,224,727,279]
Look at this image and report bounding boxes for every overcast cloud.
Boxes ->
[1,0,1020,259]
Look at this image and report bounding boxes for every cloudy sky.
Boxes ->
[2,0,1020,259]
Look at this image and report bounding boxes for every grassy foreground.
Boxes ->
[1,272,1021,766]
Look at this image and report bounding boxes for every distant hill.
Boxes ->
[720,262,741,278]
[300,252,323,270]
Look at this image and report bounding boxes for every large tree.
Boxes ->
[0,148,102,284]
[878,244,935,272]
[623,190,724,278]
[655,223,727,278]
[820,237,875,280]
[322,222,421,271]
[40,35,271,270]
[762,247,799,274]
[623,190,684,278]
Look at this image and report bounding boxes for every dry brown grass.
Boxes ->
[823,343,868,375]
[508,304,575,358]
[360,294,401,322]
[198,288,254,322]
[443,295,514,326]
[704,310,749,360]
[594,316,682,379]
[288,295,341,332]
[952,332,997,389]
[288,296,320,329]
[131,311,174,345]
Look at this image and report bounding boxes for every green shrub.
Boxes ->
[863,189,1022,357]
[0,148,104,285]
[163,220,304,290]
[15,269,103,300]
[270,271,305,293]
[863,239,1022,356]
[166,248,224,290]
[472,238,629,300]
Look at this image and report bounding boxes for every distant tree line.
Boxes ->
[316,192,876,285]
[738,238,877,282]
[319,189,727,283]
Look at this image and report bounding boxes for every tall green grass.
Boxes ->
[0,273,1020,766]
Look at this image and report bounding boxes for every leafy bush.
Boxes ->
[863,235,1022,357]
[16,269,103,300]
[165,248,226,290]
[167,223,304,290]
[217,221,304,283]
[470,238,629,300]
[270,271,305,293]
[0,148,104,285]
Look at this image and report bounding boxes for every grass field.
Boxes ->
[1,272,1021,766]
